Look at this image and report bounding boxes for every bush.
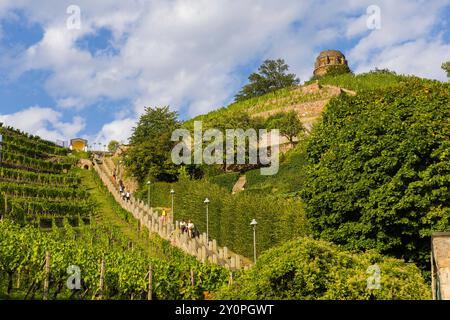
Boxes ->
[208,172,240,192]
[214,237,431,300]
[313,69,409,92]
[301,79,450,269]
[245,142,308,195]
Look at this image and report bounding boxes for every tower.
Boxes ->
[313,50,348,77]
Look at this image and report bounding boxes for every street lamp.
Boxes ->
[170,189,175,216]
[147,181,151,207]
[250,219,258,264]
[204,198,210,241]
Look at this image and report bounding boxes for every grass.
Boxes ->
[313,70,410,92]
[207,172,240,192]
[244,141,309,197]
[79,168,186,262]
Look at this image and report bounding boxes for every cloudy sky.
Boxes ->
[0,0,449,147]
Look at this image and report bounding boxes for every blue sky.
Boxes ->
[0,0,449,147]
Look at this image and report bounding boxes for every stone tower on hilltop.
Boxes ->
[313,50,348,77]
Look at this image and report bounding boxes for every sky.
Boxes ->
[0,0,449,148]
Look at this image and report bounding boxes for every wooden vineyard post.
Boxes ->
[137,220,141,238]
[228,272,233,287]
[43,252,51,300]
[148,265,153,300]
[99,259,105,300]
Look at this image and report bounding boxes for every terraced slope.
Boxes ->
[0,125,95,224]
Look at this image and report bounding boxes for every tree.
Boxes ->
[108,140,120,153]
[234,59,299,102]
[442,61,450,79]
[265,111,305,146]
[301,79,450,270]
[125,106,180,183]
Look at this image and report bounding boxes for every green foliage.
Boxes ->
[0,126,95,223]
[265,111,305,145]
[324,64,353,77]
[301,79,450,269]
[108,140,120,153]
[214,237,430,300]
[245,142,308,195]
[234,59,299,102]
[136,179,309,258]
[0,126,68,156]
[0,167,80,186]
[184,110,264,132]
[312,69,410,92]
[208,172,240,192]
[0,219,228,300]
[311,64,352,81]
[125,106,180,183]
[442,61,450,79]
[182,111,266,175]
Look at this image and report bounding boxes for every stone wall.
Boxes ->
[432,233,450,299]
[93,162,251,271]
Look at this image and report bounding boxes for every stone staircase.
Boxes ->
[93,161,252,271]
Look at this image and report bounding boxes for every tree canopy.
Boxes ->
[265,111,305,146]
[234,59,299,102]
[442,61,450,79]
[301,79,450,269]
[125,106,180,183]
[108,140,120,153]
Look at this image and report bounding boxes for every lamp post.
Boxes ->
[204,198,210,241]
[250,219,258,264]
[170,189,175,215]
[147,181,151,207]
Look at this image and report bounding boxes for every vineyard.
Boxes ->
[0,219,228,300]
[0,125,94,223]
[0,124,230,300]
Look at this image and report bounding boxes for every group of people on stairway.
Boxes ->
[114,175,131,202]
[179,219,199,238]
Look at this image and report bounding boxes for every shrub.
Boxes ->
[214,237,431,300]
[301,79,450,269]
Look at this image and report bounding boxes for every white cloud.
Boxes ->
[354,39,450,80]
[347,0,450,79]
[0,106,85,142]
[92,118,136,145]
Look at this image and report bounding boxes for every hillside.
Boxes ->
[1,70,444,300]
[131,71,448,282]
[0,125,230,299]
[202,71,430,196]
[0,125,93,225]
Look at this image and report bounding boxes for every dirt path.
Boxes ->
[232,175,246,194]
